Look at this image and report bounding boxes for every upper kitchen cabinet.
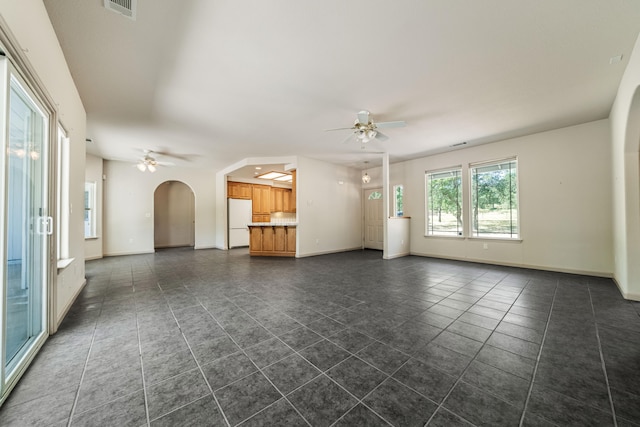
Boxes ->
[270,188,285,213]
[252,184,271,215]
[227,181,252,199]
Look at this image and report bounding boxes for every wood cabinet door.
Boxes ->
[262,227,275,251]
[286,227,296,253]
[283,189,292,212]
[252,186,262,214]
[274,227,286,252]
[250,227,262,251]
[228,182,251,199]
[238,183,252,199]
[261,186,271,214]
[228,182,237,198]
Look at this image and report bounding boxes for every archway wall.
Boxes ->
[103,161,216,256]
[610,32,640,300]
[154,181,195,248]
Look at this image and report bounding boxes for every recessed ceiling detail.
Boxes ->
[256,171,292,182]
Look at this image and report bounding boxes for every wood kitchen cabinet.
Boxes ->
[270,188,284,213]
[270,187,293,213]
[227,181,251,199]
[252,184,271,214]
[248,225,296,256]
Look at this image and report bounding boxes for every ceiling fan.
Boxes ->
[326,110,406,144]
[136,150,173,172]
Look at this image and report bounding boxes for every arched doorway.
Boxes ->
[154,181,195,249]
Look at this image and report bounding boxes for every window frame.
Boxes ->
[469,157,520,240]
[84,181,97,239]
[425,166,463,237]
[393,184,403,217]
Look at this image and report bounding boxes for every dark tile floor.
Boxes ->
[2,248,640,426]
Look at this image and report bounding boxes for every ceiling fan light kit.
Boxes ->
[137,151,159,172]
[326,110,406,145]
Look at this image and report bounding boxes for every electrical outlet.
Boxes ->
[483,243,488,250]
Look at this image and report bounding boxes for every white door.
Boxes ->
[1,63,50,399]
[364,188,383,250]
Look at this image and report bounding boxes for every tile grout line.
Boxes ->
[226,289,444,426]
[159,292,233,426]
[65,271,109,427]
[214,293,418,426]
[133,274,156,427]
[587,285,618,427]
[517,279,559,427]
[197,297,313,427]
[423,275,533,426]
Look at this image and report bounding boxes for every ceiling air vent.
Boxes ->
[104,0,137,21]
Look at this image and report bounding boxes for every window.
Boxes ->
[426,168,462,236]
[393,185,404,217]
[368,191,382,200]
[84,182,97,238]
[471,159,518,238]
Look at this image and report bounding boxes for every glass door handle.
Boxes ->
[36,217,47,235]
[36,216,53,235]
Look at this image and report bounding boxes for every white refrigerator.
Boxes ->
[228,199,253,248]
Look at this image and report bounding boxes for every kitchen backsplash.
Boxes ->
[270,212,297,223]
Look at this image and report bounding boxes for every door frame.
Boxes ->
[0,36,56,405]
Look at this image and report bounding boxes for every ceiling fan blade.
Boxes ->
[357,110,370,125]
[375,120,406,129]
[325,126,355,132]
[342,133,356,144]
[156,161,174,166]
[375,131,389,141]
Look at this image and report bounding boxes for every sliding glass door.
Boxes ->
[0,57,50,395]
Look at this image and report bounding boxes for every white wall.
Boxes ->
[296,156,362,257]
[84,154,103,260]
[610,33,640,300]
[103,160,215,256]
[403,119,613,276]
[0,1,88,325]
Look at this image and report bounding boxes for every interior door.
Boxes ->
[1,64,50,395]
[364,188,383,250]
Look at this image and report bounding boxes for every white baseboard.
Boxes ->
[612,277,640,301]
[103,250,155,257]
[409,251,613,278]
[384,251,410,260]
[296,247,362,258]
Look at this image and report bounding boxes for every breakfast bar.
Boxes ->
[248,223,296,257]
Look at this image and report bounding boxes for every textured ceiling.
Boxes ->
[44,0,640,172]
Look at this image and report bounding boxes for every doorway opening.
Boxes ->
[154,181,195,249]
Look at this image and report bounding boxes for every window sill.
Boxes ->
[85,236,100,240]
[57,258,75,270]
[468,236,522,243]
[423,235,523,243]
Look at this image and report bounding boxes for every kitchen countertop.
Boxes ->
[247,223,297,226]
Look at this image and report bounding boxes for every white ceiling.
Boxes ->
[44,0,640,173]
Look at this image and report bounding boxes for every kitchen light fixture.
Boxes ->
[256,171,292,182]
[362,161,371,184]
